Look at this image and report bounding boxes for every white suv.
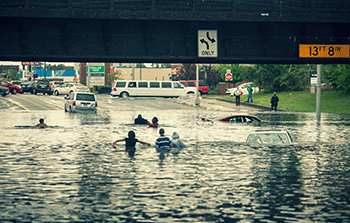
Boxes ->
[64,92,97,113]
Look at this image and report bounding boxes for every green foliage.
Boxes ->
[211,64,245,84]
[46,64,72,71]
[323,64,350,93]
[6,70,19,80]
[248,64,308,92]
[108,69,123,86]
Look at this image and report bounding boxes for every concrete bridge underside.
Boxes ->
[1,0,350,64]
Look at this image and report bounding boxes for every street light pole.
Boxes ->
[316,64,322,124]
[195,64,200,106]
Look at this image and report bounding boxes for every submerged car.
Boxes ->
[54,83,90,96]
[0,86,9,96]
[64,92,97,113]
[245,130,293,144]
[202,115,261,123]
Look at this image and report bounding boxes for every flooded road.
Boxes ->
[0,97,349,222]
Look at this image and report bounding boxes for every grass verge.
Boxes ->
[220,91,350,114]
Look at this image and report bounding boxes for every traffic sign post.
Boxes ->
[225,73,233,81]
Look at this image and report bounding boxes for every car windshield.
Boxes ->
[246,133,290,144]
[76,94,95,101]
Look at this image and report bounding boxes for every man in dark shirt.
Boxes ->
[271,92,279,111]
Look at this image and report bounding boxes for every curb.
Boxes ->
[217,99,287,112]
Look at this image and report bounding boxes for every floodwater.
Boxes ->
[1,104,350,222]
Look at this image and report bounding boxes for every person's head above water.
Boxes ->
[159,128,165,135]
[172,132,180,139]
[39,118,44,123]
[128,130,135,139]
[152,117,158,124]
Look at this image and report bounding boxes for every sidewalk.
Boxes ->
[174,95,271,112]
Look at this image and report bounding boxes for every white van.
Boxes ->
[110,80,197,98]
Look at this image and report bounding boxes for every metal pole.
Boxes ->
[195,64,200,106]
[132,63,135,80]
[87,63,90,89]
[316,64,321,124]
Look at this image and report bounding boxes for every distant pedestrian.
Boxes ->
[271,92,279,111]
[36,118,47,128]
[112,130,151,157]
[247,85,253,102]
[233,87,242,106]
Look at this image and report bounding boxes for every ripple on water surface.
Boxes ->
[0,110,349,222]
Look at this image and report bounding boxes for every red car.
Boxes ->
[179,80,209,95]
[202,115,261,123]
[0,80,23,94]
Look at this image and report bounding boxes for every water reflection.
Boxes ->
[0,110,349,222]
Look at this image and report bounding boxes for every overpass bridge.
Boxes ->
[1,0,350,64]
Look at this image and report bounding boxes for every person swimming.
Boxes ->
[134,114,148,124]
[36,118,47,128]
[147,117,158,127]
[112,130,151,157]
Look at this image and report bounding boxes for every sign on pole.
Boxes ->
[225,73,233,81]
[87,65,105,73]
[198,30,217,58]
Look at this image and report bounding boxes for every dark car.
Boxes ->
[0,86,9,96]
[33,79,53,95]
[202,115,261,123]
[0,79,23,94]
[20,81,36,93]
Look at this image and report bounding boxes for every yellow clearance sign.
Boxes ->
[299,44,350,58]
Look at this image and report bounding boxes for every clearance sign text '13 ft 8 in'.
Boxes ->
[299,44,350,58]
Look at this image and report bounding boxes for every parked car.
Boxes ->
[0,86,9,96]
[20,81,36,93]
[64,92,97,113]
[202,115,261,123]
[33,79,53,95]
[245,130,293,144]
[226,82,259,96]
[110,80,197,98]
[50,81,64,92]
[179,80,209,95]
[0,79,23,94]
[54,83,90,96]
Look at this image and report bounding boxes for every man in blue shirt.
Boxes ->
[155,128,172,156]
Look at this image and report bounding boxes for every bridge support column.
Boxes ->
[105,63,110,86]
[80,63,87,85]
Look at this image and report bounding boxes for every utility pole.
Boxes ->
[316,64,322,124]
[195,64,200,106]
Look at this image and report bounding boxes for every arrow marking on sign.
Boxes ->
[200,39,209,50]
[206,32,216,43]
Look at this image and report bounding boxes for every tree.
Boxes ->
[6,70,19,80]
[211,64,245,85]
[323,64,350,93]
[247,64,308,92]
[108,69,123,84]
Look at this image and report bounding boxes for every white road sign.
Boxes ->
[198,30,217,58]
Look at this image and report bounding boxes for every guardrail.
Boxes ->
[1,0,349,13]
